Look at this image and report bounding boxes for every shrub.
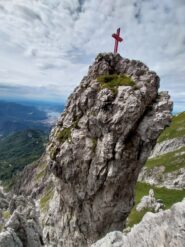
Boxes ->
[57,128,71,143]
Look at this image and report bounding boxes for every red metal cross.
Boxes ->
[112,28,123,54]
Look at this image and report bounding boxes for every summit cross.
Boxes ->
[112,28,123,54]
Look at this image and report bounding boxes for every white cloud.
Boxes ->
[0,0,185,111]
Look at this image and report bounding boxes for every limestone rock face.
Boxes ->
[0,195,44,247]
[91,199,185,247]
[44,53,172,246]
[138,166,185,189]
[150,136,185,158]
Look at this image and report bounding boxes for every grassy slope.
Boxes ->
[127,182,185,227]
[145,112,185,173]
[158,112,185,143]
[97,74,135,95]
[128,112,185,227]
[145,146,185,173]
[0,129,47,181]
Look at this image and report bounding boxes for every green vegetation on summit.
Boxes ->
[97,74,135,95]
[0,129,47,181]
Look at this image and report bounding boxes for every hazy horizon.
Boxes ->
[0,0,185,112]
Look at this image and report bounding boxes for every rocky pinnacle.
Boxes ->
[44,53,173,246]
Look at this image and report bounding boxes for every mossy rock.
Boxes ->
[49,147,60,160]
[2,210,11,220]
[34,169,46,182]
[40,188,54,212]
[57,128,71,143]
[0,224,3,232]
[97,74,135,95]
[92,138,97,153]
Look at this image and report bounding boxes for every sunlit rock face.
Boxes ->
[43,53,172,247]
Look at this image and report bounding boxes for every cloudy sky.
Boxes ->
[0,0,185,111]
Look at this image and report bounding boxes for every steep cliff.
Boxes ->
[42,53,172,246]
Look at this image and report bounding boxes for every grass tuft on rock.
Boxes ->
[97,74,135,95]
[34,169,46,182]
[40,187,54,212]
[92,138,97,153]
[2,210,11,220]
[57,128,71,143]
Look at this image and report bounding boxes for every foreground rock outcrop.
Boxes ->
[0,195,44,247]
[91,199,185,247]
[42,53,172,246]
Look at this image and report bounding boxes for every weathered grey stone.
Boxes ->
[0,198,8,210]
[0,195,44,247]
[91,199,185,247]
[43,53,172,246]
[136,189,164,213]
[0,229,22,247]
[6,212,43,247]
[150,136,185,158]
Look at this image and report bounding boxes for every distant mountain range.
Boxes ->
[0,100,64,137]
[0,99,65,182]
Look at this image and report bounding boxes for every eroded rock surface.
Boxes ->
[0,189,8,210]
[91,199,185,247]
[0,195,44,247]
[43,53,172,246]
[136,189,164,213]
[139,166,185,189]
[150,136,185,158]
